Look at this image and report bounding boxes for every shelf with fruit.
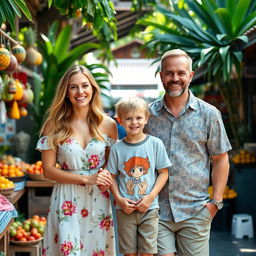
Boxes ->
[231,149,256,165]
[9,215,46,243]
[208,185,238,200]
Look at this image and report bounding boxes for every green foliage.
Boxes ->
[48,0,117,59]
[0,0,32,31]
[30,21,112,134]
[137,0,256,146]
[30,21,99,132]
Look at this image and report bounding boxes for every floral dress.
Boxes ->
[36,135,116,256]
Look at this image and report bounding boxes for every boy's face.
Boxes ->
[120,109,148,137]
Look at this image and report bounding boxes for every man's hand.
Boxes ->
[205,202,218,217]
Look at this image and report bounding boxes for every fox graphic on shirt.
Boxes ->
[123,156,149,195]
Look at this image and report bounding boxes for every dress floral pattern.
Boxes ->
[36,135,116,256]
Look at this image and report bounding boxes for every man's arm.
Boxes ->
[206,152,229,216]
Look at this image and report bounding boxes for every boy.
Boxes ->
[107,96,171,256]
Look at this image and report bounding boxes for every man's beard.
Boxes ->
[165,82,187,97]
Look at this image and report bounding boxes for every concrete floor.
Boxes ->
[210,230,256,256]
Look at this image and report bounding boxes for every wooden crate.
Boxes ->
[26,181,54,218]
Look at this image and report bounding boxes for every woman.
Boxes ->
[36,65,117,256]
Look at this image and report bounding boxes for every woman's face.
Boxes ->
[67,72,94,108]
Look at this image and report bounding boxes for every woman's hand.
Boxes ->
[87,168,112,186]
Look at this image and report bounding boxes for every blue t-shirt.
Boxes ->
[107,135,172,210]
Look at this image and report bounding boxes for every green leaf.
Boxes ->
[219,45,230,62]
[226,0,236,17]
[215,8,233,36]
[232,0,251,31]
[13,0,32,21]
[1,1,16,31]
[87,0,95,17]
[54,25,72,63]
[8,0,21,17]
[48,0,53,8]
[236,35,249,44]
[235,12,256,35]
[187,1,220,32]
[48,21,59,44]
[40,33,54,54]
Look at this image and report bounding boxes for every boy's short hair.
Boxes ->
[115,96,150,119]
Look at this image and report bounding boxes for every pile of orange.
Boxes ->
[0,176,15,189]
[0,162,24,177]
[26,160,43,175]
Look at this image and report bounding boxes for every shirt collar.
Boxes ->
[156,90,199,112]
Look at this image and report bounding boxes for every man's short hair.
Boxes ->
[160,49,193,72]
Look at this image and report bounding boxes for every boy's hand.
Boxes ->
[118,197,137,214]
[135,195,154,213]
[98,185,111,192]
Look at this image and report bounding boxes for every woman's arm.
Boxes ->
[101,115,118,140]
[42,149,112,186]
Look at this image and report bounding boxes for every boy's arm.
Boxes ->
[110,175,137,214]
[136,168,169,213]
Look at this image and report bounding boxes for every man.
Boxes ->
[144,49,232,256]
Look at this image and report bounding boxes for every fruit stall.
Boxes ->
[0,26,46,255]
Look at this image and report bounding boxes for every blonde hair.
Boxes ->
[40,65,105,150]
[160,49,193,72]
[116,96,150,119]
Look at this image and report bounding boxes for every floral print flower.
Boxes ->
[88,154,100,169]
[61,241,73,256]
[54,233,59,244]
[101,191,110,199]
[80,241,84,250]
[41,137,46,144]
[65,139,73,144]
[99,215,113,231]
[42,248,47,256]
[61,201,76,216]
[81,208,89,218]
[93,249,105,256]
[60,161,69,170]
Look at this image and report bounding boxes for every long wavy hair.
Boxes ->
[40,65,105,150]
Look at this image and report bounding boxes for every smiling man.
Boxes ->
[144,49,232,256]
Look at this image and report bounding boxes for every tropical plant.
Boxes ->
[0,0,32,31]
[30,21,111,134]
[137,0,256,147]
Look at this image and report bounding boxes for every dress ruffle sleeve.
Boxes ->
[36,136,52,152]
[104,135,117,147]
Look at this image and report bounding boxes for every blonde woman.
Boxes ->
[36,65,117,256]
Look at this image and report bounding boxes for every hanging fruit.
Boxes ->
[5,54,18,73]
[26,83,34,103]
[19,106,28,117]
[8,100,20,119]
[12,45,26,64]
[24,28,43,66]
[13,80,23,101]
[0,44,11,70]
[7,79,17,94]
[1,76,14,102]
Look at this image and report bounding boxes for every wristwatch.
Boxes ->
[210,199,223,210]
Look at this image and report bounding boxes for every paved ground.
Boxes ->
[210,230,256,256]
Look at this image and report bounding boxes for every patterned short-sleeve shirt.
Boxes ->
[144,91,232,223]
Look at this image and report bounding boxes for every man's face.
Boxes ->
[160,56,194,98]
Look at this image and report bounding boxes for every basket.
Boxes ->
[10,237,43,246]
[7,175,26,183]
[27,173,51,181]
[0,187,15,199]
